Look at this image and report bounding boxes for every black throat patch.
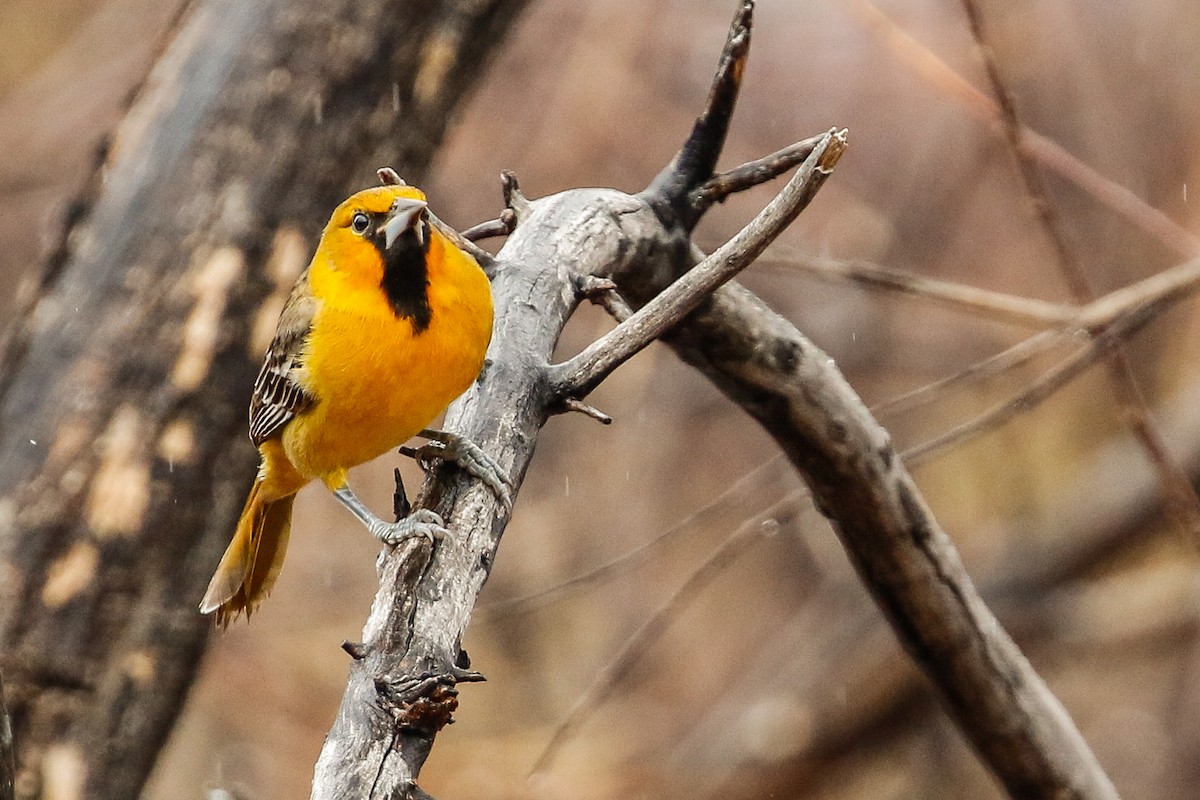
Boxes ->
[374,228,432,332]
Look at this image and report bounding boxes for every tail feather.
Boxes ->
[200,478,296,626]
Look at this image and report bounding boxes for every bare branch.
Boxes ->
[867,254,1200,421]
[902,330,1126,467]
[673,527,1195,797]
[1077,255,1200,331]
[762,251,1078,328]
[530,499,802,776]
[551,129,847,399]
[554,397,612,425]
[771,248,1200,334]
[643,0,755,230]
[476,454,788,620]
[850,251,1200,464]
[428,211,499,277]
[500,170,531,219]
[311,3,1124,796]
[957,0,1097,303]
[584,283,634,322]
[874,329,1065,419]
[311,187,680,798]
[460,208,516,242]
[692,135,825,207]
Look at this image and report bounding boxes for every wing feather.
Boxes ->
[249,273,318,445]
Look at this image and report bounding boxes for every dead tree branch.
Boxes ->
[765,251,1080,328]
[314,2,1117,799]
[694,135,826,207]
[311,187,721,797]
[551,129,846,399]
[900,305,1160,466]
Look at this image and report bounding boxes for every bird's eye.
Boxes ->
[350,212,370,234]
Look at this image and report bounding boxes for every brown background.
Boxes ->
[4,0,1200,798]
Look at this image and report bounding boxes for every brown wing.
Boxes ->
[249,272,318,445]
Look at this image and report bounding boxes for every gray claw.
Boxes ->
[450,437,513,511]
[370,509,448,546]
[409,429,514,512]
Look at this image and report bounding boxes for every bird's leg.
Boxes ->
[332,483,446,546]
[401,428,513,511]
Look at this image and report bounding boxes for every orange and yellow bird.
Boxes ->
[201,171,508,625]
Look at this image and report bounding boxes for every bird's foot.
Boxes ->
[369,508,448,546]
[402,428,514,511]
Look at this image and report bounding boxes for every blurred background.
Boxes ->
[4,0,1200,797]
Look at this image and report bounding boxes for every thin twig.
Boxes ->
[902,337,1111,467]
[500,170,531,219]
[956,0,1082,302]
[760,251,1078,328]
[530,498,803,776]
[960,0,1200,548]
[891,251,1200,461]
[900,262,1183,467]
[489,283,1188,628]
[537,275,1194,772]
[1076,256,1200,331]
[556,397,612,425]
[460,209,516,242]
[552,129,847,398]
[790,253,1200,420]
[614,204,1121,799]
[476,454,787,620]
[873,328,1067,419]
[586,286,634,322]
[892,253,1200,461]
[692,135,825,208]
[769,249,1200,335]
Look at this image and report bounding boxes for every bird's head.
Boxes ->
[318,184,436,327]
[323,184,430,266]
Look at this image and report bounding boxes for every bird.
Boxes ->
[200,170,510,626]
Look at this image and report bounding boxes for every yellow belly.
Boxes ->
[280,256,492,481]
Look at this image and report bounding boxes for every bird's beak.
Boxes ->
[383,198,428,250]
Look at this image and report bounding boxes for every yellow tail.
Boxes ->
[200,479,296,626]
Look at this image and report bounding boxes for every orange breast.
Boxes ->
[281,233,493,481]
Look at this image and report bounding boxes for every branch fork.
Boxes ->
[550,128,847,401]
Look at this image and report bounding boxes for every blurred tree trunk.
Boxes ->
[0,0,527,796]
